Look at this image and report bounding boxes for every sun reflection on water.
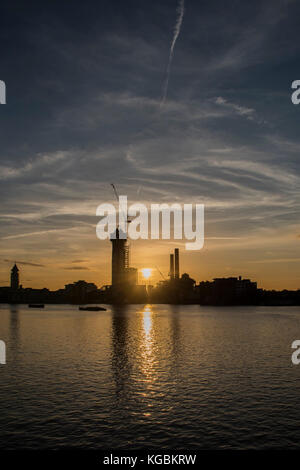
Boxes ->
[143,305,152,339]
[139,305,156,382]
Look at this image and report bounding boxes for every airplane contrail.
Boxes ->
[161,0,185,105]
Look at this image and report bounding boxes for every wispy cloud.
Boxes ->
[214,96,255,118]
[1,227,83,240]
[63,266,90,271]
[0,151,69,181]
[161,0,185,104]
[2,259,45,267]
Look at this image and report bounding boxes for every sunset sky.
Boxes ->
[0,0,299,290]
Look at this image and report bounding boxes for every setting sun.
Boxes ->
[141,268,152,279]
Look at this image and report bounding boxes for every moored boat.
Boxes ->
[78,306,106,311]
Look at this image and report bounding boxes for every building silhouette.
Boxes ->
[111,228,129,287]
[195,276,257,305]
[10,264,19,291]
[110,228,138,300]
[64,280,98,304]
[0,246,299,306]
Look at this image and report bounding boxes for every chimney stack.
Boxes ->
[174,248,179,279]
[169,254,174,279]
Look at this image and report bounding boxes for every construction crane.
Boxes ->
[110,183,130,268]
[110,183,132,224]
[111,183,119,202]
[155,265,166,281]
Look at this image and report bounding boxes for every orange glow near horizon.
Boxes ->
[0,230,300,291]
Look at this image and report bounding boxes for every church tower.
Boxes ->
[10,264,19,290]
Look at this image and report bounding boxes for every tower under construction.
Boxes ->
[110,228,129,287]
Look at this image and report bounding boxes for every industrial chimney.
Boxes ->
[169,254,174,279]
[174,248,179,279]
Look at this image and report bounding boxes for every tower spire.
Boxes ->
[10,263,19,290]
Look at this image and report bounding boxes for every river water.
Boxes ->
[0,303,299,450]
